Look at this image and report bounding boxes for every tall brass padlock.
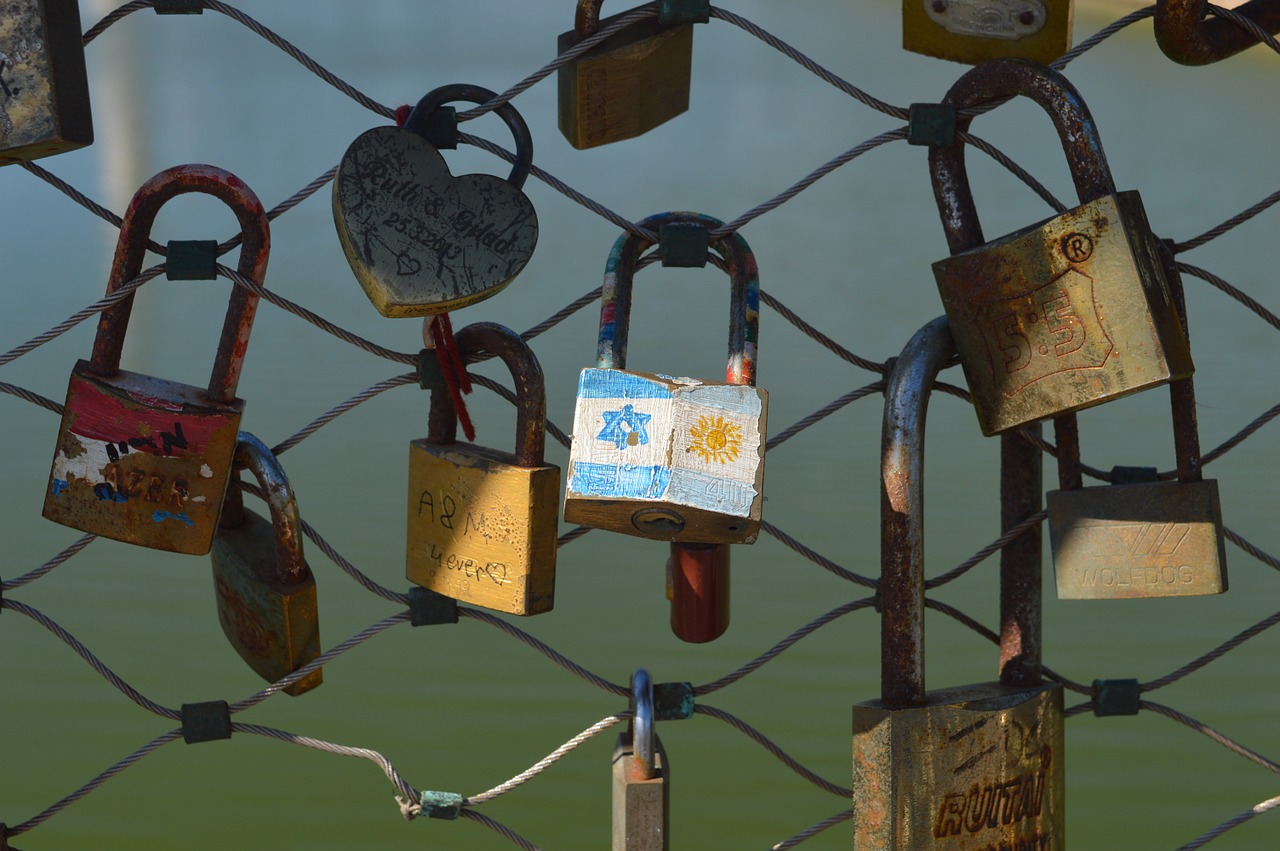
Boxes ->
[613,669,669,851]
[929,58,1193,436]
[903,0,1074,65]
[211,433,322,696]
[557,0,706,149]
[0,0,93,164]
[407,322,559,616]
[853,316,1064,848]
[564,212,767,544]
[1048,252,1226,599]
[43,165,270,554]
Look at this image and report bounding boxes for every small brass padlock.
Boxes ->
[557,0,705,149]
[0,0,93,164]
[613,669,669,851]
[407,322,559,616]
[903,0,1074,65]
[43,165,270,554]
[211,433,322,696]
[1048,252,1226,599]
[853,316,1065,848]
[929,58,1193,436]
[564,212,767,544]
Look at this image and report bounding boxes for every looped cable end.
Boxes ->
[396,795,422,821]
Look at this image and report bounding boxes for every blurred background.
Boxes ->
[1,1,1277,847]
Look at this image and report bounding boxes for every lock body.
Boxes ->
[852,682,1065,849]
[564,368,766,544]
[44,364,242,554]
[933,191,1193,436]
[0,0,93,164]
[903,0,1073,65]
[211,507,322,696]
[557,10,692,149]
[1048,477,1226,599]
[612,730,669,851]
[407,441,559,615]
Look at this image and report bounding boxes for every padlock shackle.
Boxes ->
[929,58,1115,256]
[1155,0,1280,64]
[426,322,547,467]
[629,668,657,780]
[403,84,534,189]
[88,164,270,405]
[224,432,308,585]
[880,316,956,707]
[596,212,760,388]
[574,0,614,36]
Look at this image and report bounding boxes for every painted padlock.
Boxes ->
[1047,249,1226,599]
[902,0,1074,65]
[407,322,559,616]
[557,0,706,149]
[853,316,1064,849]
[211,433,322,696]
[333,83,539,317]
[564,212,767,544]
[43,164,270,554]
[929,58,1193,436]
[0,0,93,164]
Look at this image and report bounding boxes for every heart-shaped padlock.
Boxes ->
[333,84,539,317]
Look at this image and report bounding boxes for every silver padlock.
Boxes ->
[613,669,668,851]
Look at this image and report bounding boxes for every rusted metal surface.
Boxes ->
[1159,240,1204,483]
[1155,0,1280,64]
[999,425,1042,686]
[666,541,729,643]
[630,669,657,780]
[613,667,669,850]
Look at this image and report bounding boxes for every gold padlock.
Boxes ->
[0,0,93,164]
[556,0,704,149]
[929,58,1193,436]
[407,322,559,616]
[853,316,1064,848]
[903,0,1074,65]
[1047,250,1227,599]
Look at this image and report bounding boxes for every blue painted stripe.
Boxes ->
[577,369,673,400]
[570,462,672,500]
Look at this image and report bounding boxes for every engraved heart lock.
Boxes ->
[333,84,539,317]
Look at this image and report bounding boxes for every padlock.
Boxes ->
[564,212,767,544]
[0,0,93,164]
[613,669,669,851]
[903,0,1074,65]
[929,58,1193,436]
[1047,247,1226,599]
[557,0,705,149]
[853,316,1065,848]
[1155,0,1280,65]
[333,84,539,317]
[407,322,559,616]
[43,164,270,554]
[210,433,322,696]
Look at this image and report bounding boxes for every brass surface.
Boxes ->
[903,0,1074,64]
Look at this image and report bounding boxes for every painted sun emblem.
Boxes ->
[688,415,742,464]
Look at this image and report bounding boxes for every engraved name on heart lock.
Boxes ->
[333,84,540,317]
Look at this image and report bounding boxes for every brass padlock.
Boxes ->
[853,316,1065,848]
[1155,0,1280,65]
[43,165,270,554]
[613,669,669,851]
[211,433,322,696]
[1048,251,1226,599]
[557,0,704,149]
[0,0,93,164]
[564,212,767,544]
[903,0,1074,64]
[407,322,559,616]
[929,58,1193,436]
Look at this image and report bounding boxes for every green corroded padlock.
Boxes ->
[407,322,559,616]
[613,669,669,851]
[211,433,322,696]
[853,317,1064,848]
[333,84,539,317]
[0,0,93,164]
[929,58,1193,436]
[557,0,707,149]
[903,0,1074,65]
[43,165,270,554]
[564,212,767,545]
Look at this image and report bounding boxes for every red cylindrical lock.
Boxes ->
[667,542,729,644]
